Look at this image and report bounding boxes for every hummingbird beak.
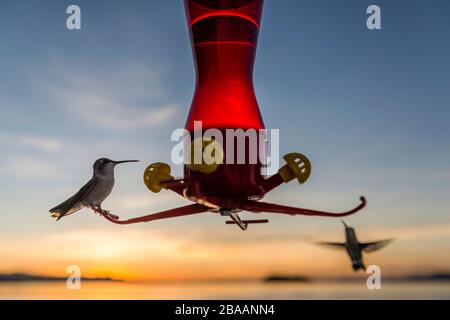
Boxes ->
[113,160,140,165]
[341,220,348,228]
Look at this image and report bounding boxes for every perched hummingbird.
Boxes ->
[50,158,139,221]
[317,221,394,271]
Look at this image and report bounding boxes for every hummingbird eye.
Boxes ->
[101,159,112,165]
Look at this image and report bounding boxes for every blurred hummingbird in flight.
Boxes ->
[50,158,139,221]
[317,220,394,271]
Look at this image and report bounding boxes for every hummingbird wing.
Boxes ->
[360,239,394,253]
[316,242,346,250]
[49,177,97,220]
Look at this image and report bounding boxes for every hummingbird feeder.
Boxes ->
[95,0,366,230]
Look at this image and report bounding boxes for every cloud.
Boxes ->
[43,62,179,130]
[105,191,188,211]
[0,226,310,281]
[369,223,450,241]
[0,132,63,152]
[53,90,178,130]
[0,155,64,180]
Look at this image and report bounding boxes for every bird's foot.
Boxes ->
[107,213,120,220]
[100,208,119,220]
[90,205,103,215]
[90,205,119,220]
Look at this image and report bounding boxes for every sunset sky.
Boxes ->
[1,0,449,282]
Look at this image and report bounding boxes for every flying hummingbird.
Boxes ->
[317,220,394,271]
[50,158,139,221]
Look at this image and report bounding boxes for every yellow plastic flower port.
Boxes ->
[187,137,224,174]
[278,153,312,185]
[143,162,173,193]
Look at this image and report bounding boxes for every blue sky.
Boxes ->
[0,0,449,279]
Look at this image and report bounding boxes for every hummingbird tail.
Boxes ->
[50,203,82,220]
[50,212,62,219]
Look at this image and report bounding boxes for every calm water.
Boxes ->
[1,281,449,299]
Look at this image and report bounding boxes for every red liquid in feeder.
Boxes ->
[184,0,267,203]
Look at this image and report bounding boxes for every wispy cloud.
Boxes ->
[0,132,63,152]
[106,192,187,212]
[52,91,178,130]
[43,62,179,130]
[0,155,64,180]
[367,223,450,241]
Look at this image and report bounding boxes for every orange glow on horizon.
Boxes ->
[1,223,450,282]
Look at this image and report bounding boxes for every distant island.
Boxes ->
[394,273,450,282]
[264,275,311,283]
[263,273,450,283]
[0,273,121,282]
[1,272,449,284]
